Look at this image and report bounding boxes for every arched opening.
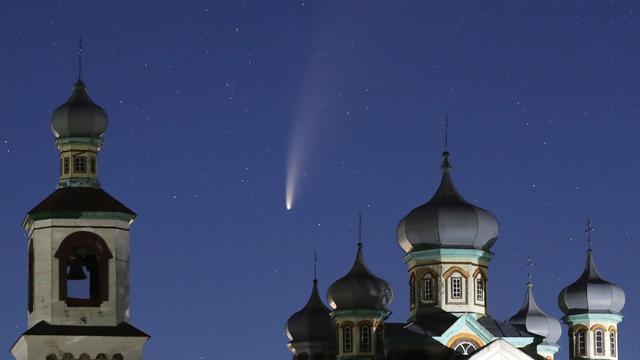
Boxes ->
[420,272,437,303]
[452,339,479,355]
[594,329,605,355]
[610,330,617,357]
[475,276,485,303]
[575,330,587,356]
[55,232,112,307]
[342,326,353,353]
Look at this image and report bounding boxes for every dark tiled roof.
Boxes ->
[478,316,534,338]
[28,187,135,218]
[412,311,460,336]
[21,321,149,338]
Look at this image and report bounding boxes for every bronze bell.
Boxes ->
[67,257,87,280]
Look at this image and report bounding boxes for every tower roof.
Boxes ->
[558,250,625,315]
[396,151,499,253]
[508,283,562,345]
[26,187,136,225]
[327,243,393,311]
[51,80,108,139]
[285,279,336,344]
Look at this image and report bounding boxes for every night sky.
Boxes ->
[0,1,638,359]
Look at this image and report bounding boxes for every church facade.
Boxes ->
[11,78,148,360]
[285,151,626,360]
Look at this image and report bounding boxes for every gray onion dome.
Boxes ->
[286,280,336,344]
[396,151,499,253]
[558,250,625,315]
[51,80,108,138]
[327,243,393,311]
[508,283,562,345]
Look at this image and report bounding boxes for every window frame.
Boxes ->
[576,330,587,356]
[421,275,435,302]
[475,277,485,303]
[343,326,353,353]
[63,157,70,174]
[594,329,605,355]
[451,276,463,299]
[610,330,617,357]
[359,324,371,352]
[74,156,87,173]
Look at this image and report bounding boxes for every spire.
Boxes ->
[77,36,83,81]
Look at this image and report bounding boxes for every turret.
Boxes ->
[327,243,392,359]
[557,220,625,360]
[397,151,498,319]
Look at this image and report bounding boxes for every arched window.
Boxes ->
[610,330,617,357]
[55,232,112,307]
[360,324,371,352]
[409,274,416,309]
[453,341,478,355]
[421,273,436,302]
[594,329,605,355]
[343,326,353,353]
[575,330,587,356]
[475,276,484,303]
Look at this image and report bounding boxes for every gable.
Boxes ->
[468,339,535,360]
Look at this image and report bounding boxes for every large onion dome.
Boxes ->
[285,279,336,344]
[327,243,393,311]
[558,250,625,316]
[51,80,108,139]
[508,283,562,345]
[396,151,499,253]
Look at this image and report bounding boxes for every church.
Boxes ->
[4,61,625,360]
[285,151,626,359]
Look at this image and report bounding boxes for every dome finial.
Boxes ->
[526,255,533,287]
[441,114,451,172]
[357,211,363,247]
[444,113,449,149]
[77,35,83,81]
[585,217,594,252]
[313,250,318,282]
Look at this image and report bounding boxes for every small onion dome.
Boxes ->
[396,151,499,253]
[327,243,393,311]
[558,250,625,315]
[51,80,108,139]
[285,279,336,344]
[508,283,562,345]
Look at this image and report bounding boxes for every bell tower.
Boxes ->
[11,64,149,360]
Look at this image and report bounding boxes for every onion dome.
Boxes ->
[51,80,108,139]
[327,243,393,311]
[286,279,336,344]
[508,283,562,345]
[396,151,499,253]
[558,250,625,315]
